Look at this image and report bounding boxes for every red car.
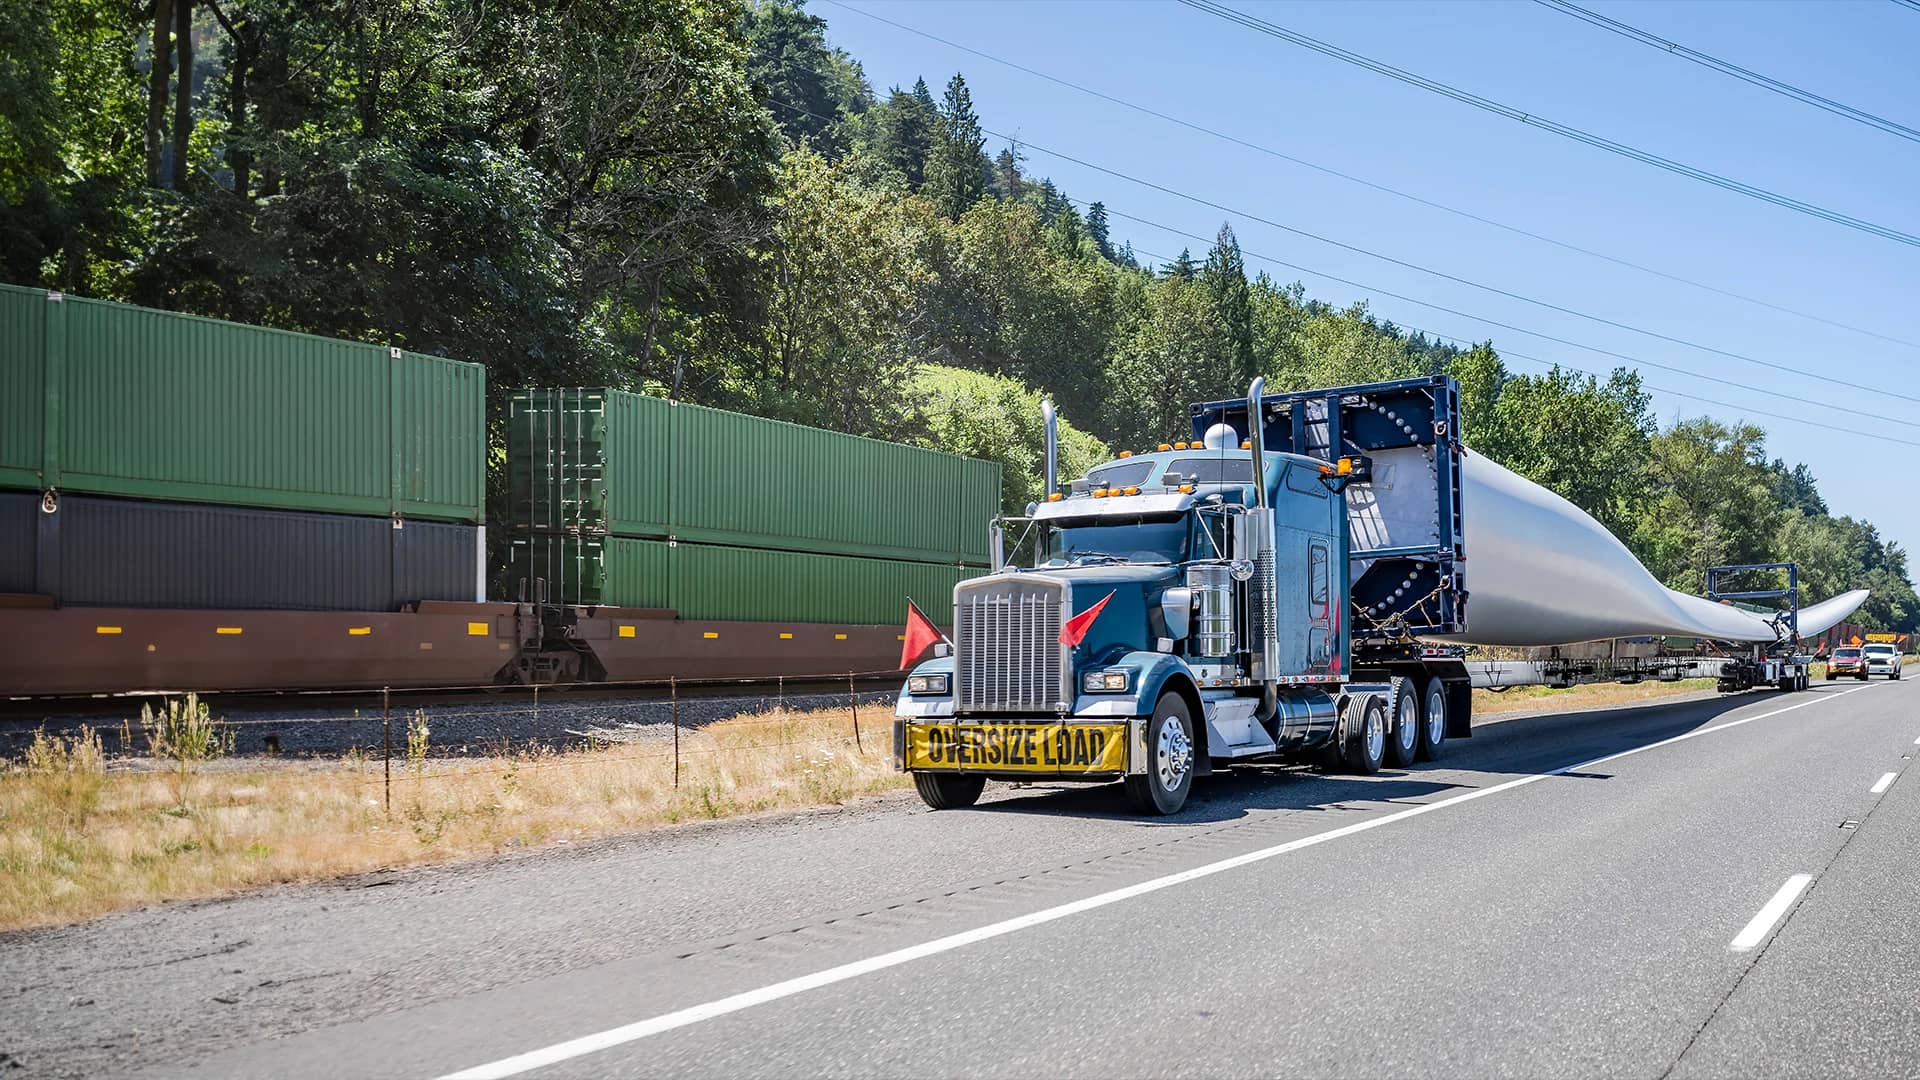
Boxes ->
[1827,646,1866,680]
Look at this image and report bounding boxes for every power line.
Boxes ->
[990,127,1920,410]
[1535,0,1920,145]
[1892,0,1920,13]
[764,94,1920,425]
[1102,202,1920,434]
[821,0,1920,353]
[1175,0,1920,250]
[1127,240,1920,449]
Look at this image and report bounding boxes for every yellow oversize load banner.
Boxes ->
[906,723,1128,774]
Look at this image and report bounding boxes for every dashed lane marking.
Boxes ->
[439,685,1869,1080]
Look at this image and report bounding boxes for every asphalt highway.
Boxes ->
[9,680,1918,1078]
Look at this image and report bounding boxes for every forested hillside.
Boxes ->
[2,0,1912,630]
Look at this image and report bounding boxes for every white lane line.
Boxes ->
[1871,771,1898,794]
[1911,735,1919,746]
[439,686,1866,1080]
[1730,874,1814,951]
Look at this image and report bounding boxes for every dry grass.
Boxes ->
[1472,677,1718,716]
[0,706,904,933]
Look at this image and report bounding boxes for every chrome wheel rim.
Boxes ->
[1396,692,1418,753]
[1156,714,1192,791]
[1365,705,1385,763]
[1425,686,1446,744]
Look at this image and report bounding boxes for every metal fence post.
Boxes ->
[849,671,862,753]
[671,676,680,788]
[382,686,392,814]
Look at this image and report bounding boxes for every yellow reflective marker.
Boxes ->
[419,642,434,651]
[467,621,489,636]
[897,634,906,641]
[779,632,794,640]
[703,631,720,639]
[834,633,848,640]
[216,627,243,636]
[618,624,636,638]
[95,626,122,635]
[348,626,372,636]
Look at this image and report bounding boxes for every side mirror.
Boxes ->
[933,643,952,658]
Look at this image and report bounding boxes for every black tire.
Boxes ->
[1384,676,1420,768]
[1416,676,1448,762]
[1124,693,1196,815]
[913,772,985,810]
[1336,695,1386,775]
[1825,671,1835,681]
[1859,672,1869,681]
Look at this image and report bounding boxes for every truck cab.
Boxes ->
[897,376,1471,815]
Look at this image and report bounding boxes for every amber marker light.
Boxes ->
[1156,443,1172,451]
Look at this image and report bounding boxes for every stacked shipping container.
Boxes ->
[505,389,999,625]
[0,284,487,611]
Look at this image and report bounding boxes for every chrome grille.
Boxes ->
[954,576,1068,713]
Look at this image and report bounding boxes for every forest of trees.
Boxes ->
[2,0,1912,631]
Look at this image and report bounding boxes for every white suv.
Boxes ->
[1862,643,1903,680]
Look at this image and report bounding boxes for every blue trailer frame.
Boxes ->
[1189,374,1466,638]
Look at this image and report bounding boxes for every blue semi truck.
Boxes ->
[894,375,1480,815]
[894,374,1809,814]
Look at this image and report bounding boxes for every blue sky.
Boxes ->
[819,0,1920,561]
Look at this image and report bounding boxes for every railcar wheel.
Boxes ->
[1123,693,1195,815]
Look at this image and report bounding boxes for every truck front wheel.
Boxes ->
[913,772,985,810]
[1124,694,1195,815]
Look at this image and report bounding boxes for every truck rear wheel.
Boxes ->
[1385,676,1419,768]
[1417,677,1448,762]
[1123,693,1195,815]
[1337,695,1386,775]
[913,772,985,810]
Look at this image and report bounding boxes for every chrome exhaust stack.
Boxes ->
[1041,398,1058,499]
[1246,376,1267,510]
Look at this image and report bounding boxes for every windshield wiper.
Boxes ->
[1065,549,1126,565]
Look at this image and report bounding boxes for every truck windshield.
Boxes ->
[1044,514,1191,565]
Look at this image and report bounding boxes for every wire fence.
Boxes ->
[3,665,905,812]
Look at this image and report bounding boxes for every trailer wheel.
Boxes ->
[1337,695,1386,775]
[1385,677,1420,768]
[913,772,985,810]
[1417,677,1448,762]
[1124,693,1195,815]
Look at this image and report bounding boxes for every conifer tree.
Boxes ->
[1085,201,1113,260]
[1204,223,1256,386]
[924,73,988,219]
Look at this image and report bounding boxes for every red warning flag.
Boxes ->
[1058,591,1116,647]
[900,598,942,669]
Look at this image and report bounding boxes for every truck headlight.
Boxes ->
[1082,669,1131,693]
[907,673,951,696]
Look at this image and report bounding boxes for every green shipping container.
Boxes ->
[508,534,972,625]
[507,388,999,565]
[0,284,485,522]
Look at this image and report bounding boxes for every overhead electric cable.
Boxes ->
[1534,0,1920,145]
[822,0,1920,353]
[1126,242,1920,448]
[1098,202,1920,431]
[1892,0,1920,13]
[1175,0,1920,249]
[988,127,1920,408]
[763,95,1920,419]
